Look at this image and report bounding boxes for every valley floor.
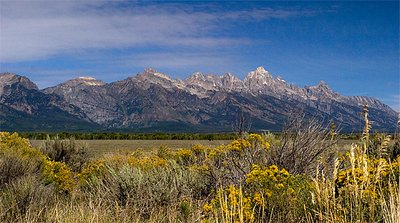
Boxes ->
[29,139,232,158]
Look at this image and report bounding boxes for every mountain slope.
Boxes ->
[1,68,397,132]
[0,73,99,131]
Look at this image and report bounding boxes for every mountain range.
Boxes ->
[0,67,397,132]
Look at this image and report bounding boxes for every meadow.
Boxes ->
[1,113,399,223]
[29,140,232,158]
[29,139,357,158]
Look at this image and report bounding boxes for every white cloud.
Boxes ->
[121,51,238,71]
[0,1,316,62]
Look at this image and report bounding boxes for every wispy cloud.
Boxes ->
[117,51,239,71]
[0,1,318,62]
[221,7,320,20]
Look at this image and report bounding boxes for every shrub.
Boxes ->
[0,175,56,222]
[268,114,337,175]
[78,158,209,220]
[0,132,45,188]
[0,153,43,189]
[177,134,270,188]
[39,136,89,171]
[204,165,312,223]
[42,159,75,194]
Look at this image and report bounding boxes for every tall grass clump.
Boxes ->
[308,105,400,222]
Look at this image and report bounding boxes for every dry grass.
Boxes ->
[30,139,231,157]
[2,109,396,223]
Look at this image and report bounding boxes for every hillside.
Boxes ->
[0,68,397,132]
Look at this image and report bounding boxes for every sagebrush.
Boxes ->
[0,111,399,222]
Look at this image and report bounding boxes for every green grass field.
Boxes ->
[29,139,232,157]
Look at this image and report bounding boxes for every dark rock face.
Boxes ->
[0,68,398,132]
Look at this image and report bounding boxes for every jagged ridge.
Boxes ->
[0,67,397,132]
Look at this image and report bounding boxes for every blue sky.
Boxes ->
[0,1,399,110]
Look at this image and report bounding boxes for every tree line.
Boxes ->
[18,132,238,140]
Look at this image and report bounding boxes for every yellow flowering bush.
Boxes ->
[191,144,210,155]
[0,132,30,147]
[0,132,80,194]
[203,163,311,222]
[175,148,195,165]
[42,159,75,193]
[0,132,47,189]
[246,165,290,191]
[331,143,400,217]
[248,133,270,150]
[245,164,297,210]
[245,164,311,221]
[187,134,272,187]
[0,132,45,160]
[77,159,106,186]
[226,139,252,152]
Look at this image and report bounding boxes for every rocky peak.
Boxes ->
[185,72,221,92]
[221,73,239,81]
[144,67,157,73]
[132,68,181,91]
[1,69,397,132]
[0,72,38,95]
[77,76,97,81]
[221,73,244,91]
[244,67,276,93]
[316,80,330,90]
[138,68,173,81]
[64,76,105,87]
[306,80,334,94]
[303,80,345,102]
[186,72,206,83]
[256,66,269,74]
[245,66,272,80]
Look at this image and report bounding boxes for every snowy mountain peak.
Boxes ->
[245,66,272,81]
[139,68,173,81]
[187,72,205,82]
[303,80,342,102]
[153,72,172,80]
[2,68,397,132]
[317,80,328,87]
[144,67,157,73]
[256,66,268,73]
[223,72,234,78]
[66,76,105,86]
[311,80,333,93]
[77,76,96,80]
